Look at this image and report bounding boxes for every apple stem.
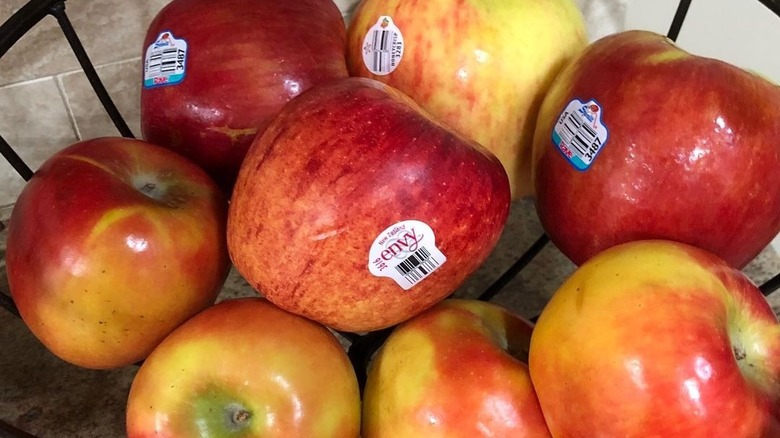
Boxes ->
[232,409,251,425]
[733,345,747,361]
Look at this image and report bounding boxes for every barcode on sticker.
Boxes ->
[147,48,180,76]
[361,16,404,76]
[370,29,391,73]
[368,220,447,291]
[552,99,609,171]
[395,247,441,286]
[562,112,599,157]
[144,31,188,88]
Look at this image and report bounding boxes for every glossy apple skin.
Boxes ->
[362,299,551,437]
[126,297,360,438]
[532,30,780,268]
[347,0,586,198]
[5,137,230,369]
[141,0,348,193]
[227,77,511,332]
[529,240,780,437]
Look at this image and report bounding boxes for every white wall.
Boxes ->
[625,0,780,83]
[625,0,780,253]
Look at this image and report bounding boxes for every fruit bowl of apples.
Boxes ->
[1,0,780,437]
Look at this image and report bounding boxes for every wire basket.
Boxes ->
[1,0,779,436]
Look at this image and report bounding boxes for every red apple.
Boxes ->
[529,239,780,437]
[362,298,550,437]
[126,297,361,438]
[140,0,348,192]
[531,30,780,268]
[227,77,511,332]
[5,137,230,369]
[346,0,587,198]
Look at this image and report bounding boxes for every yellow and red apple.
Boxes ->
[227,77,511,332]
[5,137,230,369]
[529,239,780,437]
[362,298,550,437]
[126,297,361,437]
[346,0,587,198]
[532,30,780,268]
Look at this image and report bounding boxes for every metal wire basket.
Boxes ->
[1,0,779,436]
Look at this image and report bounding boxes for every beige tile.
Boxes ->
[0,0,170,87]
[59,57,141,140]
[0,78,78,206]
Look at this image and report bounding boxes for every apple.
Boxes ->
[362,298,551,437]
[532,30,780,268]
[346,0,587,198]
[140,0,349,192]
[126,296,361,438]
[227,77,511,333]
[5,137,230,369]
[529,239,780,437]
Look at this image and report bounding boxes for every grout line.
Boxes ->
[54,74,82,141]
[0,56,143,89]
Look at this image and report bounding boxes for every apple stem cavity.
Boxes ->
[133,175,166,201]
[132,175,184,208]
[226,402,252,431]
[729,320,780,396]
[733,345,747,362]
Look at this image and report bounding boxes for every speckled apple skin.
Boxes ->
[227,77,511,332]
[6,137,230,369]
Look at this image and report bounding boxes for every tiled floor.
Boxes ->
[1,1,779,437]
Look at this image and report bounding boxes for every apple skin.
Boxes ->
[126,297,361,438]
[529,239,780,437]
[346,0,587,198]
[532,30,780,268]
[227,77,511,333]
[362,298,551,438]
[5,137,230,369]
[140,0,348,193]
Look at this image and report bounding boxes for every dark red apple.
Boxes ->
[140,0,348,193]
[227,77,511,333]
[532,30,780,268]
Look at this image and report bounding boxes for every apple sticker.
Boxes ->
[361,16,405,76]
[144,31,188,88]
[368,220,446,290]
[552,98,610,171]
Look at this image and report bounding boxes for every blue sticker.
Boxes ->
[143,31,188,89]
[551,98,609,171]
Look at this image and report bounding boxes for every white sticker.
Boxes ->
[552,99,610,171]
[361,16,405,76]
[368,220,446,290]
[144,31,188,89]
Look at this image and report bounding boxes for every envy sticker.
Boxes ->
[368,220,446,290]
[552,99,610,171]
[361,16,405,76]
[144,31,188,89]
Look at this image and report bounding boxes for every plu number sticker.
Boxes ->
[144,31,188,88]
[552,99,610,171]
[368,220,446,290]
[361,16,405,76]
